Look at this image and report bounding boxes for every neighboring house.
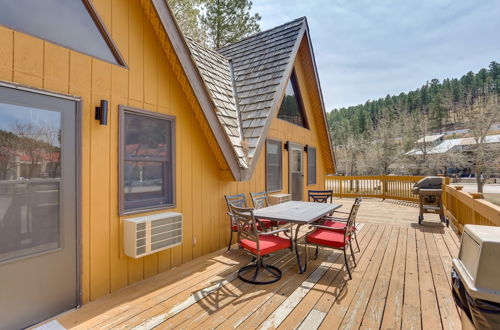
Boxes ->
[416,134,444,150]
[0,1,335,328]
[406,134,500,155]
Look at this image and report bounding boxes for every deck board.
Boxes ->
[35,199,463,330]
[380,226,407,330]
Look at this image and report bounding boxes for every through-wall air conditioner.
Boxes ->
[268,193,292,205]
[124,212,182,258]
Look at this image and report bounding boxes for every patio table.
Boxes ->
[254,200,341,273]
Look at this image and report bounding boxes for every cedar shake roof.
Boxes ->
[148,0,335,180]
[186,18,307,168]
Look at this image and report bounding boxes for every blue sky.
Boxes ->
[252,0,500,110]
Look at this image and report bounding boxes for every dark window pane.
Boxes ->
[121,110,175,213]
[124,160,173,209]
[277,72,307,128]
[0,0,121,65]
[0,103,61,263]
[308,147,316,185]
[266,140,282,192]
[125,114,171,159]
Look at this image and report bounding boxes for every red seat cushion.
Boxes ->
[257,219,273,228]
[323,220,346,230]
[306,229,348,248]
[240,235,291,256]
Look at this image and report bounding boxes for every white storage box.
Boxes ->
[268,193,291,205]
[453,224,500,303]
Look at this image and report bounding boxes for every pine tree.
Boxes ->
[202,0,261,49]
[168,0,207,44]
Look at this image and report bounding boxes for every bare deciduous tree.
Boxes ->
[466,93,500,192]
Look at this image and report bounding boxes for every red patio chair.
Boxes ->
[224,194,272,251]
[230,204,292,284]
[307,190,334,203]
[304,201,359,279]
[250,191,287,228]
[322,197,362,251]
[308,190,335,217]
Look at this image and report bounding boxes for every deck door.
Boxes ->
[288,142,304,200]
[0,85,78,329]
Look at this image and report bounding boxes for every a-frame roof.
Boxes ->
[149,0,334,180]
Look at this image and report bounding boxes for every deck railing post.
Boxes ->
[339,179,343,199]
[381,175,386,200]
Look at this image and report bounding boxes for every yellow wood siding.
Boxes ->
[0,0,330,303]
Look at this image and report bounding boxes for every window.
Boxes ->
[0,0,125,66]
[0,100,62,263]
[266,139,282,192]
[307,146,316,185]
[120,107,175,214]
[277,71,308,128]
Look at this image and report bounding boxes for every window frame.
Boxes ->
[119,105,176,215]
[277,70,309,129]
[307,146,317,185]
[265,138,283,193]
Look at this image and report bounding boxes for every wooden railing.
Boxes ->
[443,185,500,233]
[325,175,500,232]
[325,175,424,202]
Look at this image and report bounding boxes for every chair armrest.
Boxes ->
[323,216,348,222]
[308,224,347,231]
[260,228,291,236]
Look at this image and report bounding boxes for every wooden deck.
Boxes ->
[38,199,462,330]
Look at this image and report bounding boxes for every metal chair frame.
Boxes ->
[308,190,334,203]
[323,197,362,251]
[224,194,247,251]
[304,200,360,279]
[250,191,270,209]
[230,204,291,285]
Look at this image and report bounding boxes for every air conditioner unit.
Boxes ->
[124,212,182,258]
[268,193,292,205]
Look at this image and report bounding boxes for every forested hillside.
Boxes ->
[327,62,500,178]
[327,61,500,145]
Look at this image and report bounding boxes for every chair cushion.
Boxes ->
[323,220,346,230]
[257,219,273,228]
[240,235,291,256]
[306,229,348,248]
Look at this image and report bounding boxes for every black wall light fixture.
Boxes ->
[284,141,289,150]
[95,100,109,125]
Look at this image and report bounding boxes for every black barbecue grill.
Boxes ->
[412,176,449,227]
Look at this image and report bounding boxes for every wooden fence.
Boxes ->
[325,175,424,202]
[325,175,500,232]
[443,185,500,233]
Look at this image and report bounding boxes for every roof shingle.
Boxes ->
[186,17,307,168]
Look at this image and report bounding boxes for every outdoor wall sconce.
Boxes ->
[95,99,109,125]
[304,144,309,152]
[284,141,289,150]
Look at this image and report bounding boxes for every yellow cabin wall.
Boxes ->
[0,0,330,304]
[263,50,328,200]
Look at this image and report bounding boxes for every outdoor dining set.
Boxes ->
[224,190,362,285]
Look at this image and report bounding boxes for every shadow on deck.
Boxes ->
[36,199,462,330]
